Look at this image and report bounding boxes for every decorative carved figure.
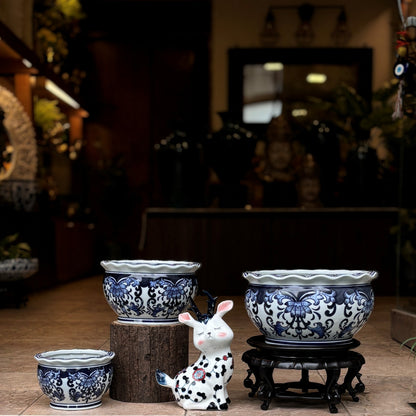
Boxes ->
[394,16,416,117]
[156,299,234,410]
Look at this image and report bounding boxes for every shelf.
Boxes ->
[0,20,40,74]
[0,19,88,119]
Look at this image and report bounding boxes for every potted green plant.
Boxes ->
[401,336,416,358]
[0,233,38,282]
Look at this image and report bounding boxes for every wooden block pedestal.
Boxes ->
[110,321,189,403]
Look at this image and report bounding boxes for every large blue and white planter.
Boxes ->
[243,269,377,347]
[101,260,200,324]
[34,349,115,410]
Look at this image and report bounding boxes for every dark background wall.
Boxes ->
[77,0,211,258]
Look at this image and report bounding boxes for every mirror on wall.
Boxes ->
[225,48,401,210]
[228,48,373,131]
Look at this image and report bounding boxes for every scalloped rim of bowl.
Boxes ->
[34,349,115,367]
[243,269,378,286]
[0,257,39,271]
[0,258,39,281]
[100,259,201,274]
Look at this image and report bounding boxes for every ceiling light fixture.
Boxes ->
[260,9,279,46]
[331,8,351,46]
[295,3,315,46]
[45,79,80,109]
[264,62,284,71]
[22,58,32,68]
[292,108,308,117]
[306,73,327,84]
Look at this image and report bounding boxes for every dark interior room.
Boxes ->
[2,1,416,415]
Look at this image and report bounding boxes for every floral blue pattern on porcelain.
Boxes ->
[0,258,38,281]
[34,349,114,410]
[243,269,377,346]
[101,260,200,324]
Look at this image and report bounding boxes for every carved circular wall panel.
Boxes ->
[0,85,37,181]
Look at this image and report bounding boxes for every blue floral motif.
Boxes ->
[338,320,355,338]
[275,321,290,336]
[308,322,326,338]
[161,279,187,300]
[336,289,374,338]
[344,289,374,317]
[254,288,336,340]
[68,368,108,403]
[103,274,197,322]
[244,284,374,344]
[245,287,258,303]
[37,364,113,407]
[285,300,312,318]
[147,278,195,319]
[111,279,131,297]
[37,368,65,401]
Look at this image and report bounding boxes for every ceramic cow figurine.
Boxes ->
[156,299,234,410]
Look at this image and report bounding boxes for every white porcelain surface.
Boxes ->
[100,259,200,274]
[102,259,199,324]
[243,269,378,286]
[156,300,234,410]
[0,258,38,281]
[34,349,115,367]
[244,269,377,346]
[35,349,114,411]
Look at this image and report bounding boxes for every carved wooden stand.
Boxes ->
[110,321,189,402]
[242,336,365,414]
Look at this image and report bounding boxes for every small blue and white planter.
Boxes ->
[34,349,114,410]
[243,269,378,347]
[101,260,200,324]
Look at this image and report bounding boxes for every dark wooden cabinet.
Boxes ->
[53,218,97,283]
[140,207,398,296]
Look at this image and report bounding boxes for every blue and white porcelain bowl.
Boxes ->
[243,269,378,347]
[101,260,200,324]
[34,349,114,410]
[0,258,38,281]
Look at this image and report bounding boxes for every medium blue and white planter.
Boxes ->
[101,260,200,324]
[243,269,378,347]
[34,349,115,410]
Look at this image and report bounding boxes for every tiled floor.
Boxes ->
[1,275,415,416]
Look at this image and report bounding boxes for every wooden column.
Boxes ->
[69,111,83,143]
[14,73,32,118]
[110,321,189,403]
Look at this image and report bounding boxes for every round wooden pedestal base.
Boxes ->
[110,321,189,403]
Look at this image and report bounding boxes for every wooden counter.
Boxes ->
[139,207,399,296]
